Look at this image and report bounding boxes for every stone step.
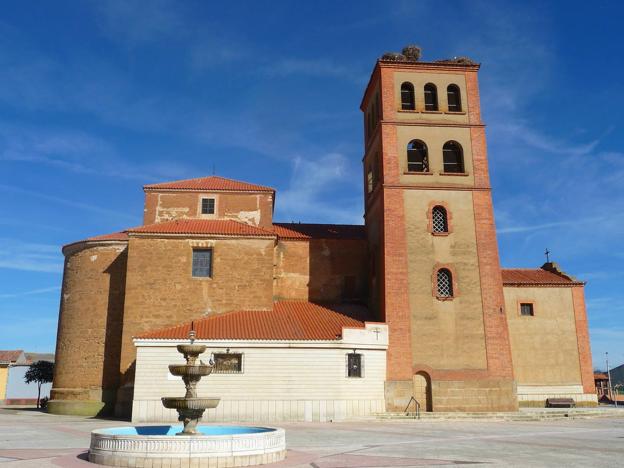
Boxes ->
[375,409,622,421]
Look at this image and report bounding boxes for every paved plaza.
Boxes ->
[0,408,623,467]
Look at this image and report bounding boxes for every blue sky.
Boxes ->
[0,1,622,369]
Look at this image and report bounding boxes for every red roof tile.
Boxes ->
[87,232,129,242]
[0,350,25,363]
[136,302,372,341]
[273,223,366,241]
[128,219,275,237]
[144,176,274,193]
[501,269,583,286]
[63,231,129,251]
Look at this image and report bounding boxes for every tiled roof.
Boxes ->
[63,230,129,251]
[501,269,583,286]
[0,350,25,363]
[87,232,129,242]
[144,176,274,193]
[136,302,372,341]
[24,352,55,364]
[273,223,366,241]
[128,219,275,237]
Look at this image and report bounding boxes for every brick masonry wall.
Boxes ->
[467,70,515,381]
[143,191,274,228]
[118,236,275,383]
[571,285,596,394]
[273,239,368,303]
[52,243,127,406]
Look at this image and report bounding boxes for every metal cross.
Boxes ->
[371,328,381,341]
[545,248,551,263]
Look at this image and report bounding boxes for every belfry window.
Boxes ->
[436,268,453,298]
[400,82,415,110]
[347,353,363,378]
[192,249,213,278]
[432,206,449,233]
[447,84,462,112]
[442,141,465,173]
[201,198,215,215]
[424,83,438,111]
[407,140,429,172]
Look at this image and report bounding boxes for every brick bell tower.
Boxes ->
[361,46,517,412]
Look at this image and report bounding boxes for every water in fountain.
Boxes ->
[161,328,220,435]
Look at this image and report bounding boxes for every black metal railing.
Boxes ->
[403,396,420,419]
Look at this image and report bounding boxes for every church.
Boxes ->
[49,47,597,421]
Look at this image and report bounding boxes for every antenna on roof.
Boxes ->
[545,248,551,263]
[212,163,216,175]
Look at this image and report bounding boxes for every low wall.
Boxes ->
[133,398,385,423]
[517,385,598,407]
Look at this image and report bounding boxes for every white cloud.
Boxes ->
[277,152,363,225]
[0,286,60,299]
[262,58,367,85]
[0,184,138,223]
[92,0,185,45]
[0,238,63,273]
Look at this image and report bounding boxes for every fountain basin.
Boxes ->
[162,397,221,410]
[177,343,207,355]
[89,425,286,467]
[169,364,213,377]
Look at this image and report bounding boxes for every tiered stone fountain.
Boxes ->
[88,329,286,467]
[162,330,221,434]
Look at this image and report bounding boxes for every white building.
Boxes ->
[132,302,388,423]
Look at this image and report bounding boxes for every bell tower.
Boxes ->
[361,46,517,412]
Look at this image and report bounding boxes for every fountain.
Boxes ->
[161,330,220,435]
[88,328,286,467]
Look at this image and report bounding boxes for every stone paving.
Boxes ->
[0,407,623,467]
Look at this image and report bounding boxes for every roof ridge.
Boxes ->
[143,175,275,192]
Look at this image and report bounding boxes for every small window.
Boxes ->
[400,82,415,110]
[424,83,438,111]
[347,353,363,378]
[447,85,462,112]
[213,353,242,373]
[201,198,215,215]
[442,141,465,173]
[192,249,213,278]
[520,303,534,316]
[436,268,453,298]
[432,206,448,233]
[407,140,429,172]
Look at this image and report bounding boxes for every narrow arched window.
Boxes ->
[432,206,448,233]
[437,268,453,298]
[424,83,438,111]
[400,82,415,110]
[407,140,429,172]
[442,141,465,173]
[447,85,462,112]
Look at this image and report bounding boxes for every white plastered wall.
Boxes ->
[132,323,388,422]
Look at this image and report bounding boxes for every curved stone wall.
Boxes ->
[48,241,127,416]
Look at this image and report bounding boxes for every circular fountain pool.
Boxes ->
[89,425,286,467]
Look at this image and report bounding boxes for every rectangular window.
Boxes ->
[347,353,363,378]
[192,249,213,277]
[201,198,215,214]
[213,353,242,373]
[520,303,534,316]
